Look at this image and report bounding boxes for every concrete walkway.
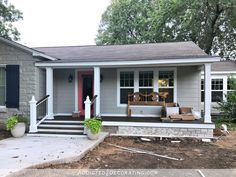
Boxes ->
[0,133,108,177]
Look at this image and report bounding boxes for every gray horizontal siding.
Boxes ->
[53,69,75,114]
[177,66,201,111]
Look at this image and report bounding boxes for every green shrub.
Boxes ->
[84,117,102,134]
[5,115,28,131]
[217,76,236,123]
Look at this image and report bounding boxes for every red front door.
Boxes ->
[78,71,94,116]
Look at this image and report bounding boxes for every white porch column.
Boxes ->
[204,63,212,123]
[46,67,54,119]
[94,67,100,116]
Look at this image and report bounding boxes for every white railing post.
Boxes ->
[84,96,91,120]
[29,96,37,132]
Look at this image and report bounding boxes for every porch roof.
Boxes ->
[34,41,214,63]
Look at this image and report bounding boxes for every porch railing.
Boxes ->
[29,95,49,133]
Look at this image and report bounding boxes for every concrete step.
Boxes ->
[38,128,84,133]
[43,120,84,124]
[27,132,86,138]
[38,124,84,128]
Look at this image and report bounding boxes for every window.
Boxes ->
[139,71,153,94]
[227,78,235,97]
[211,79,223,102]
[120,71,134,104]
[201,79,204,102]
[158,71,174,102]
[0,67,6,106]
[118,69,176,105]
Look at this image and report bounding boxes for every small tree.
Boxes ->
[217,76,236,123]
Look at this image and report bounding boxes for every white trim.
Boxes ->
[35,57,220,67]
[94,67,101,116]
[201,71,236,75]
[53,113,72,116]
[102,121,215,129]
[46,67,54,119]
[201,75,230,103]
[74,70,78,112]
[204,63,212,123]
[101,113,161,117]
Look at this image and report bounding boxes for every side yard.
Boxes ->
[0,123,10,140]
[40,131,236,169]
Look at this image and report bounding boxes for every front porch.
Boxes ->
[29,59,218,138]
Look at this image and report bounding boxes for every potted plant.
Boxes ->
[84,117,102,140]
[6,115,28,138]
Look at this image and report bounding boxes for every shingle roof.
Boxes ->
[211,61,236,72]
[34,41,210,62]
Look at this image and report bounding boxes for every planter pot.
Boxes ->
[11,123,26,138]
[87,129,100,140]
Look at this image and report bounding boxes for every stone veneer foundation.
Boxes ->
[102,126,214,139]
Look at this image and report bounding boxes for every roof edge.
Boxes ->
[0,37,58,61]
[35,57,221,67]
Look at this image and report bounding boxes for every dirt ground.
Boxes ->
[0,129,11,140]
[41,131,236,169]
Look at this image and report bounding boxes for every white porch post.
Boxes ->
[84,96,91,120]
[204,63,212,123]
[46,67,54,119]
[94,67,100,116]
[29,96,37,132]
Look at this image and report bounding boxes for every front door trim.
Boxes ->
[78,71,93,116]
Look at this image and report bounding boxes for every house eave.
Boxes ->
[35,57,220,68]
[0,37,58,61]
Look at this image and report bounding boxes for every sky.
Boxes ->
[8,0,111,47]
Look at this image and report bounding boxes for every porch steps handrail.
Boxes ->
[36,95,49,106]
[29,95,50,133]
[91,95,98,105]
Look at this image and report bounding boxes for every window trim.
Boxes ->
[117,67,177,107]
[0,65,6,107]
[211,78,223,102]
[201,75,228,103]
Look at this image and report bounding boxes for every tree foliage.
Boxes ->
[217,76,236,122]
[0,0,23,40]
[96,0,236,59]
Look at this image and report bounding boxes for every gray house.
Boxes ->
[0,37,220,138]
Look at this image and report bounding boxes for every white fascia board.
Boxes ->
[201,71,236,75]
[35,57,220,67]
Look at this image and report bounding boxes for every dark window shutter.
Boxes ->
[6,65,19,108]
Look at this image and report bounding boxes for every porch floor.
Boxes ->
[54,116,205,124]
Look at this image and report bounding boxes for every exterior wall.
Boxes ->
[35,67,46,100]
[0,42,41,121]
[101,66,201,116]
[101,68,163,116]
[53,69,75,114]
[177,66,201,112]
[102,126,213,138]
